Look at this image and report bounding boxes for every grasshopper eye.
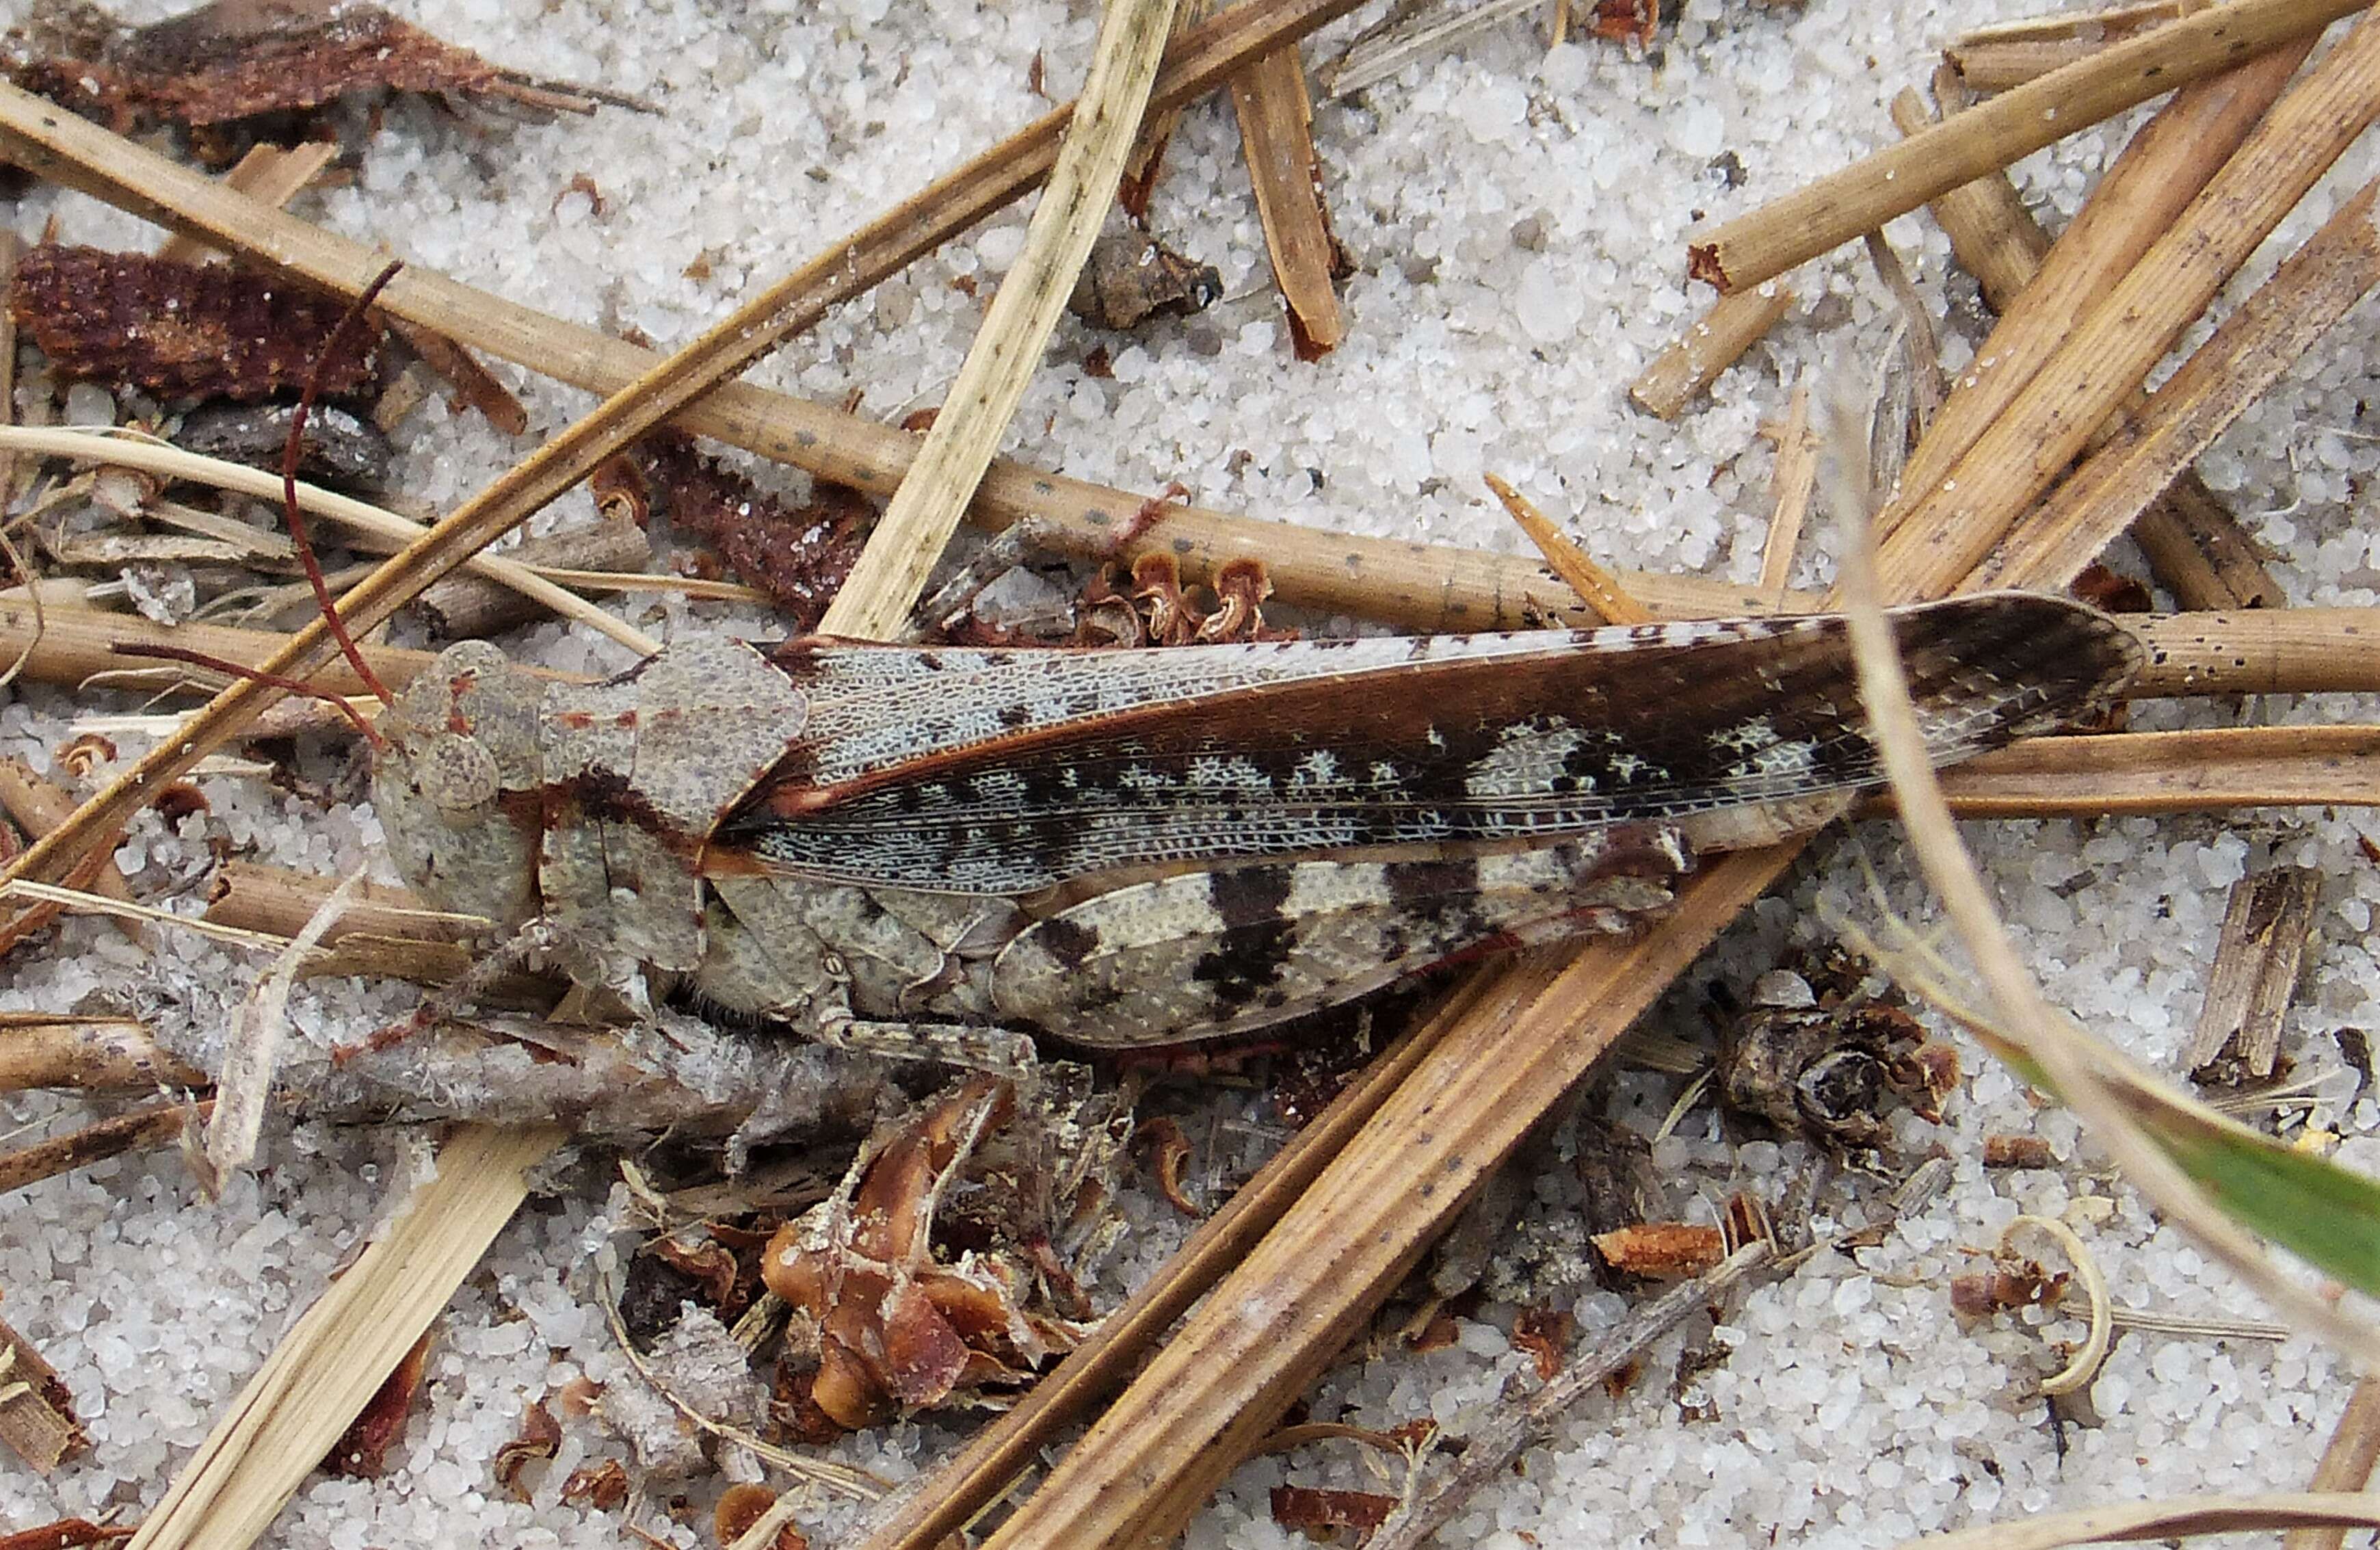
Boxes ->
[416,732,501,811]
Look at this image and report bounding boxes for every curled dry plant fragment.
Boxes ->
[1716,947,1953,1148]
[490,1399,560,1501]
[559,1457,630,1511]
[1511,1305,1575,1382]
[713,1484,808,1550]
[1590,1222,1728,1280]
[0,1315,87,1473]
[761,1071,1128,1429]
[593,432,873,629]
[10,246,384,402]
[1068,226,1224,331]
[1,0,618,159]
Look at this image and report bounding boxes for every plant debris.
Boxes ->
[174,400,394,489]
[1269,1483,1397,1542]
[760,1071,1128,1428]
[1590,1222,1728,1280]
[2186,865,2322,1083]
[1715,947,1952,1148]
[489,1400,560,1501]
[10,245,385,402]
[0,1313,87,1473]
[1068,226,1222,331]
[592,432,873,629]
[1,0,624,162]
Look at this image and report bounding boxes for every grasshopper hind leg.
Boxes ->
[696,877,1041,1076]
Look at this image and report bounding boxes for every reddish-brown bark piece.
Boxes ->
[0,1313,87,1473]
[0,0,573,141]
[321,1328,431,1477]
[0,1521,133,1550]
[10,244,384,402]
[597,431,875,629]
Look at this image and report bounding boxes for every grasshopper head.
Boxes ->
[371,641,545,930]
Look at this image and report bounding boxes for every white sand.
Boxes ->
[1,0,2376,1545]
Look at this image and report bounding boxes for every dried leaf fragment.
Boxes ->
[1512,1305,1575,1382]
[12,245,384,402]
[1270,1484,1396,1541]
[714,1483,807,1550]
[0,1315,87,1473]
[1591,1222,1728,1280]
[0,1520,133,1550]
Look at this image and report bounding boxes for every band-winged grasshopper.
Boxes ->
[369,593,2137,1058]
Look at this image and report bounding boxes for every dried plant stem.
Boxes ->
[1889,73,2049,313]
[1879,11,2380,600]
[123,1122,566,1550]
[819,0,1182,640]
[0,758,139,938]
[0,70,1784,633]
[1628,282,1792,419]
[153,143,336,266]
[2134,479,2286,611]
[1947,0,2214,91]
[1369,1242,1771,1550]
[2123,607,2380,696]
[2286,1376,2380,1550]
[0,1099,209,1196]
[1685,0,2361,292]
[1971,176,2380,592]
[1230,44,1345,357]
[1874,724,2380,817]
[1758,386,1815,605]
[0,595,438,697]
[1902,1492,2380,1550]
[1899,36,2307,499]
[0,427,657,653]
[0,1014,198,1092]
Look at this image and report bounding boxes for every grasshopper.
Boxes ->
[365,592,2139,1062]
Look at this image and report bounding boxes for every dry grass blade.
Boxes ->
[1230,44,1345,358]
[1889,72,2048,313]
[1837,460,2380,1368]
[1685,0,2360,291]
[1899,36,2308,508]
[1629,283,1793,419]
[819,0,1183,640]
[1482,474,1654,625]
[2124,608,2380,695]
[1758,385,1816,606]
[0,55,1796,633]
[1901,1492,2380,1550]
[0,595,438,697]
[1873,724,2380,815]
[1970,179,2380,591]
[2286,1376,2380,1550]
[123,1122,565,1550]
[0,427,656,652]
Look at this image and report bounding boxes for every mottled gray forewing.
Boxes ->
[724,594,2138,895]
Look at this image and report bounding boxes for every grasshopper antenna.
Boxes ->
[283,260,403,711]
[109,642,385,748]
